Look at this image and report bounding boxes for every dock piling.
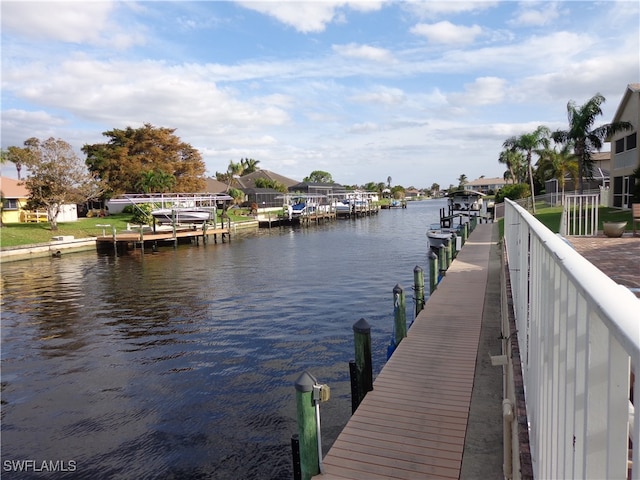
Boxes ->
[294,371,320,480]
[393,284,407,346]
[352,318,373,409]
[438,244,447,277]
[413,266,425,318]
[428,251,438,294]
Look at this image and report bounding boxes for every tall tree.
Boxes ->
[225,160,244,191]
[135,169,176,193]
[83,123,206,196]
[498,148,527,184]
[240,158,260,174]
[253,177,286,192]
[535,144,578,198]
[3,146,30,180]
[552,93,632,193]
[303,170,333,183]
[503,125,550,213]
[457,174,468,188]
[20,137,105,230]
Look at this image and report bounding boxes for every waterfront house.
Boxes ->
[234,170,299,190]
[464,176,512,195]
[1,176,34,223]
[609,83,639,208]
[1,175,79,223]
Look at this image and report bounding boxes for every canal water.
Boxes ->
[1,199,446,479]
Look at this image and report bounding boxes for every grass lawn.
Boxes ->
[536,204,633,233]
[0,211,257,248]
[497,202,634,238]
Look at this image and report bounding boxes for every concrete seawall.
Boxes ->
[0,238,97,263]
[0,220,260,263]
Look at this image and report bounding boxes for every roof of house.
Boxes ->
[235,170,300,189]
[612,83,640,124]
[466,177,511,186]
[0,176,29,198]
[205,177,231,193]
[591,151,611,162]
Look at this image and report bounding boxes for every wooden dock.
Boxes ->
[315,223,494,480]
[95,225,230,253]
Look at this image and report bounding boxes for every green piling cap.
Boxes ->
[294,371,317,392]
[393,284,403,294]
[414,265,423,273]
[428,251,438,259]
[353,317,370,334]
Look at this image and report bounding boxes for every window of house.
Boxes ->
[626,132,637,150]
[615,138,625,153]
[3,199,18,210]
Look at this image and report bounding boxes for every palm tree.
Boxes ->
[136,169,176,193]
[457,174,468,189]
[535,144,578,200]
[498,148,526,184]
[503,125,551,213]
[552,93,632,193]
[240,158,260,174]
[226,160,244,191]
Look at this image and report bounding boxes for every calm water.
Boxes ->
[1,199,446,479]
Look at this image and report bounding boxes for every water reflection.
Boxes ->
[1,199,445,479]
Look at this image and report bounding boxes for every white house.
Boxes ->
[609,83,639,209]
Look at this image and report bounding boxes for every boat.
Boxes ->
[151,208,212,224]
[447,189,485,211]
[426,223,456,251]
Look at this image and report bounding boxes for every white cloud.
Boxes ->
[237,1,383,33]
[403,1,499,18]
[411,21,483,45]
[332,43,395,63]
[350,86,406,106]
[509,1,562,27]
[347,122,379,134]
[448,77,508,107]
[1,1,145,49]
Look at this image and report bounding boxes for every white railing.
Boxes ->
[504,198,640,479]
[560,194,600,236]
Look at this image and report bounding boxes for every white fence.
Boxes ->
[504,198,640,479]
[560,194,600,237]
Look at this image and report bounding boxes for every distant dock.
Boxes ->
[95,223,230,254]
[258,204,380,228]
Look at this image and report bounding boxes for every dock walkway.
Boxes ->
[316,223,498,479]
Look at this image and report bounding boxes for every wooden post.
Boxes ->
[393,284,407,346]
[438,244,447,276]
[348,360,359,414]
[294,371,319,480]
[353,318,373,407]
[428,250,438,294]
[112,226,117,256]
[413,265,425,318]
[446,237,453,268]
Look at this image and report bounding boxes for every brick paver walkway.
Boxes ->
[567,234,640,297]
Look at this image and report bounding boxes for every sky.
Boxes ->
[1,1,639,189]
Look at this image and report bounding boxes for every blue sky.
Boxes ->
[1,1,639,188]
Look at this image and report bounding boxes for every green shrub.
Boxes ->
[495,183,531,203]
[129,203,154,225]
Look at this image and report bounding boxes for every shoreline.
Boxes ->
[0,220,260,263]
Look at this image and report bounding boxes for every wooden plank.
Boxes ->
[314,223,494,479]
